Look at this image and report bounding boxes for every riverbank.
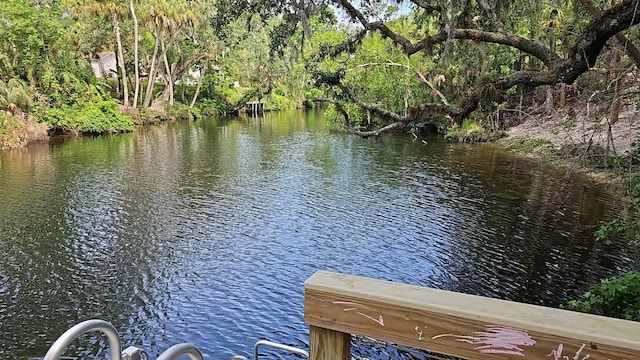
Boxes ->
[507,103,640,154]
[0,111,48,150]
[497,101,640,182]
[0,103,198,150]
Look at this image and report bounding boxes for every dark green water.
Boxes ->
[0,110,635,359]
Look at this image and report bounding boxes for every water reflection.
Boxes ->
[0,110,635,359]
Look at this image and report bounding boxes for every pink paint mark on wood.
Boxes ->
[547,343,563,360]
[432,325,535,357]
[356,311,384,326]
[333,299,384,326]
[547,343,593,360]
[332,301,363,306]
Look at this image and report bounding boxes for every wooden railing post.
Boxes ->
[308,325,351,360]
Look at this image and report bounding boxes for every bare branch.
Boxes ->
[383,59,452,106]
[413,29,561,67]
[336,82,410,123]
[312,97,406,137]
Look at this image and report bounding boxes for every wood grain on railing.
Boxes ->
[304,270,640,360]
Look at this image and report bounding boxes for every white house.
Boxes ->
[91,52,117,79]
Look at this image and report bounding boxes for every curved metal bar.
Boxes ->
[253,339,309,359]
[156,343,204,360]
[43,319,122,360]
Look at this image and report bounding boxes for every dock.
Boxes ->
[245,102,265,116]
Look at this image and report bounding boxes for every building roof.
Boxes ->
[97,51,115,59]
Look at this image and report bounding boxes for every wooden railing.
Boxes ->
[304,270,640,360]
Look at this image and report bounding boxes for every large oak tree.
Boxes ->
[315,0,640,136]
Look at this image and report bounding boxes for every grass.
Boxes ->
[445,119,506,142]
[499,137,557,159]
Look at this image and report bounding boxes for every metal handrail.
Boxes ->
[156,343,204,360]
[42,319,122,360]
[253,339,309,359]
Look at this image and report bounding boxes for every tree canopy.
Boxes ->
[1,0,640,139]
[309,0,640,136]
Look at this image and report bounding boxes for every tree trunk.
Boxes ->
[143,32,161,108]
[544,87,554,114]
[146,30,181,108]
[130,0,140,108]
[544,5,557,115]
[161,39,174,105]
[153,53,214,107]
[112,12,129,107]
[606,0,623,166]
[190,63,207,108]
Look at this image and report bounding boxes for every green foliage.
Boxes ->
[304,88,325,102]
[0,0,74,84]
[564,271,640,321]
[268,93,296,110]
[197,98,227,117]
[165,103,201,121]
[75,101,135,133]
[594,140,640,248]
[323,102,364,130]
[38,101,134,133]
[609,140,640,170]
[594,219,640,247]
[37,106,73,130]
[445,119,506,143]
[0,78,32,110]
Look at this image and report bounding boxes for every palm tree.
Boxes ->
[142,0,199,107]
[0,78,32,112]
[130,0,140,107]
[75,0,130,106]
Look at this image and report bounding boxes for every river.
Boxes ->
[0,109,636,359]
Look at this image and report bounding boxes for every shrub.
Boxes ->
[74,101,135,133]
[594,219,640,247]
[165,102,200,121]
[445,119,506,142]
[268,93,297,110]
[198,98,226,117]
[36,106,74,130]
[36,101,134,133]
[564,271,640,321]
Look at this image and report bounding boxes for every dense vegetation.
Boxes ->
[1,0,640,319]
[2,0,640,140]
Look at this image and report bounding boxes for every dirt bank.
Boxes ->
[507,103,640,156]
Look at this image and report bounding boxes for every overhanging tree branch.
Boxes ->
[321,0,640,137]
[331,0,562,67]
[576,0,640,68]
[351,60,452,106]
[559,0,640,83]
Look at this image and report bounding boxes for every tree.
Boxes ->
[129,0,141,107]
[313,0,640,137]
[142,0,201,107]
[71,0,130,106]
